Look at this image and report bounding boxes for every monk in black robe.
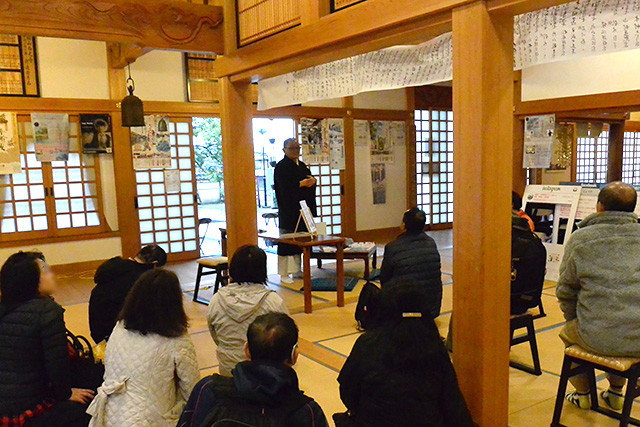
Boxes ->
[274,138,317,283]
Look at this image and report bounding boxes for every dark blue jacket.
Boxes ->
[379,232,442,318]
[177,361,328,427]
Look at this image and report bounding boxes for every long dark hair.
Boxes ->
[374,280,444,370]
[118,269,188,338]
[0,251,45,307]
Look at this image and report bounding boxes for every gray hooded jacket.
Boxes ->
[207,283,288,376]
[557,211,640,356]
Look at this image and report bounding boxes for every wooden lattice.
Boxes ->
[237,0,300,46]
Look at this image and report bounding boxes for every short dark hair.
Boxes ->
[118,269,188,338]
[137,244,167,267]
[402,207,426,234]
[512,191,523,211]
[229,245,267,284]
[598,182,638,213]
[247,312,298,364]
[0,251,45,307]
[283,138,297,149]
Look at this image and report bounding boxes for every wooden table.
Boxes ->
[259,231,346,314]
[311,245,377,280]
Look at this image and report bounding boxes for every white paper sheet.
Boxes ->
[523,115,555,169]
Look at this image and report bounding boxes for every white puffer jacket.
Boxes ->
[87,322,199,427]
[208,282,288,376]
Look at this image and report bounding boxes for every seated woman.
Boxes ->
[0,251,94,427]
[87,269,199,427]
[208,245,288,376]
[338,280,476,427]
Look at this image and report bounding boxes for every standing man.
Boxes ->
[274,138,317,284]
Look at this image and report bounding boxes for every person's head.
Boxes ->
[118,269,188,338]
[596,182,638,213]
[245,312,299,366]
[0,251,55,306]
[374,279,442,369]
[135,244,167,267]
[512,191,523,211]
[401,207,427,234]
[229,245,267,284]
[283,138,300,161]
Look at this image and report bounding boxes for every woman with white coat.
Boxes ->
[208,245,289,376]
[87,269,199,427]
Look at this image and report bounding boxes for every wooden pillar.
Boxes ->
[107,46,141,257]
[220,78,258,255]
[301,0,330,25]
[406,87,418,208]
[341,96,357,237]
[607,122,625,183]
[513,71,527,194]
[452,2,513,426]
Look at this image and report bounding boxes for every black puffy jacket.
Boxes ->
[338,332,476,427]
[379,233,443,318]
[89,257,152,343]
[0,297,72,417]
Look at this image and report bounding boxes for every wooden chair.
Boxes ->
[510,300,546,376]
[193,256,228,305]
[551,345,640,427]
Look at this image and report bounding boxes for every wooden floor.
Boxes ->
[55,229,640,426]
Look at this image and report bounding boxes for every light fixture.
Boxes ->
[121,64,144,127]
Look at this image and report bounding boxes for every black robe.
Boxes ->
[274,156,317,256]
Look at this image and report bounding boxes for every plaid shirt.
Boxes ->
[0,401,53,427]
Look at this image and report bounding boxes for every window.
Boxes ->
[0,115,107,242]
[308,164,342,235]
[135,118,199,257]
[415,109,454,227]
[575,126,608,184]
[623,131,640,185]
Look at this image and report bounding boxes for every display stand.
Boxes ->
[522,185,581,281]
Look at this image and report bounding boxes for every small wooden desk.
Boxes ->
[259,231,346,314]
[311,245,377,280]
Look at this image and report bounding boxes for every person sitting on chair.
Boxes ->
[178,312,328,427]
[558,182,640,411]
[89,244,167,344]
[379,207,442,319]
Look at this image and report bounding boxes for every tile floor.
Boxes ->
[56,229,638,426]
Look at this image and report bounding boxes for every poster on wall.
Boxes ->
[327,118,345,170]
[548,123,573,171]
[0,112,21,174]
[164,169,180,193]
[354,120,370,146]
[370,121,394,164]
[81,114,113,154]
[371,163,387,205]
[300,118,329,164]
[31,113,70,162]
[389,121,406,146]
[522,114,555,169]
[130,115,172,170]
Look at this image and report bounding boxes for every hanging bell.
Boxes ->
[121,77,144,127]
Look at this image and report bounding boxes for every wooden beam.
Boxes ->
[301,0,331,25]
[107,42,152,69]
[0,0,224,53]
[223,0,238,55]
[215,0,576,80]
[516,90,640,117]
[220,78,258,255]
[607,122,625,183]
[452,2,512,425]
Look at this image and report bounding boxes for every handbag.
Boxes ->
[66,329,105,391]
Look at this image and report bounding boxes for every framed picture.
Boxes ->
[0,35,39,97]
[81,114,113,154]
